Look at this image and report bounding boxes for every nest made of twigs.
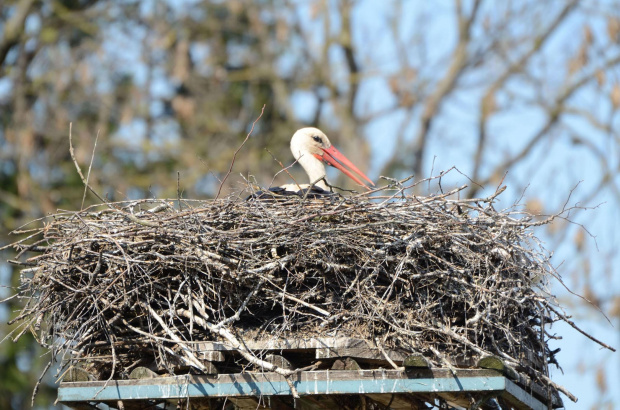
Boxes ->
[6,182,594,401]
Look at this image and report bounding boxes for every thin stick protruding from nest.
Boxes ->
[68,123,108,207]
[216,104,266,199]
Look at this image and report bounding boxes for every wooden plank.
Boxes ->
[292,395,348,410]
[198,350,225,362]
[502,379,550,410]
[316,347,405,362]
[177,397,227,410]
[265,396,296,410]
[58,368,553,410]
[366,393,421,409]
[61,368,504,388]
[57,402,100,410]
[195,336,410,368]
[58,368,507,402]
[228,397,268,409]
[196,336,374,352]
[477,357,562,408]
[437,392,473,408]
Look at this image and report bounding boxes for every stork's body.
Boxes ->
[251,128,374,199]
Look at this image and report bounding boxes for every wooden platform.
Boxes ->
[58,337,562,409]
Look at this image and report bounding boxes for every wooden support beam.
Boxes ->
[128,367,158,380]
[403,354,431,369]
[291,395,345,410]
[477,356,561,408]
[264,354,293,370]
[477,356,519,380]
[331,357,361,371]
[199,350,225,362]
[57,402,100,410]
[316,347,404,363]
[197,336,395,353]
[228,397,268,409]
[62,367,93,382]
[265,396,296,410]
[366,393,422,409]
[437,392,474,409]
[58,368,551,410]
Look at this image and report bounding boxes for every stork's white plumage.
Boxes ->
[288,127,374,191]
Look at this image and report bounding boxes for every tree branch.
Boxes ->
[471,1,579,194]
[475,52,620,191]
[0,0,36,66]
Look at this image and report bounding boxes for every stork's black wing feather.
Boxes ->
[246,186,336,201]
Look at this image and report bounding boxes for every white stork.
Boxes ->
[251,127,374,198]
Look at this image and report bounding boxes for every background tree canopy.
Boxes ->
[0,1,618,409]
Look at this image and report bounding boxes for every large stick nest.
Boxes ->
[5,181,588,400]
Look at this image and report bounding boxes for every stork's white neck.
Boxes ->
[297,154,329,190]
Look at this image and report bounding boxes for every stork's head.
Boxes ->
[290,127,374,189]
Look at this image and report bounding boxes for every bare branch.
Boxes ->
[0,0,36,66]
[216,105,266,199]
[472,1,579,189]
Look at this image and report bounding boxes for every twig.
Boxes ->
[146,305,209,371]
[374,337,402,370]
[68,123,109,207]
[31,360,52,407]
[546,305,615,352]
[81,130,100,210]
[216,105,266,199]
[265,288,330,317]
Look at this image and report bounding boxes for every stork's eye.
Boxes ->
[312,135,323,144]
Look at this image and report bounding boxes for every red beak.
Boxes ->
[315,145,375,189]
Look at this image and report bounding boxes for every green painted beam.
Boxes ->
[57,369,548,409]
[59,369,504,401]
